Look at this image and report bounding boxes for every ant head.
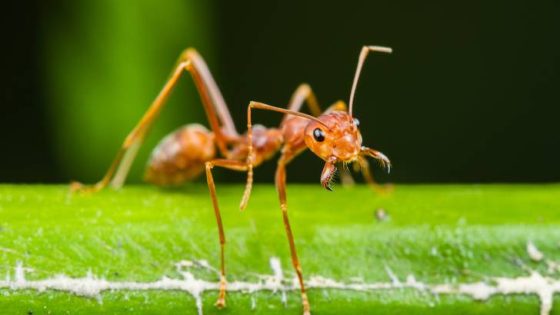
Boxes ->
[304,45,393,191]
[304,111,391,191]
[304,111,362,164]
[303,111,366,191]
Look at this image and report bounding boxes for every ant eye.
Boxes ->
[313,128,325,142]
[353,118,360,127]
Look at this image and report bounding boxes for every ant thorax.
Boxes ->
[229,124,283,165]
[304,111,363,163]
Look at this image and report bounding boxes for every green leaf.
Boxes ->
[0,184,559,314]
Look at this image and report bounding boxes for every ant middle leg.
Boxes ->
[204,158,251,308]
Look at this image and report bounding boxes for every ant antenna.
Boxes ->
[348,46,392,116]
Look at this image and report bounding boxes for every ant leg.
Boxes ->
[357,156,393,193]
[340,164,356,186]
[239,104,256,210]
[71,48,238,193]
[325,100,348,113]
[276,152,311,315]
[282,84,321,123]
[243,101,319,313]
[205,159,250,308]
[357,157,380,190]
[286,86,351,117]
[287,85,353,118]
[70,60,190,193]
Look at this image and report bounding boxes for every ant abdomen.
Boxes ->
[144,124,216,186]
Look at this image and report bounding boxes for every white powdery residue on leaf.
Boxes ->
[269,257,283,286]
[495,272,554,315]
[433,281,495,300]
[14,261,25,284]
[3,248,560,315]
[405,274,426,291]
[546,260,560,274]
[430,246,438,256]
[250,295,256,310]
[195,259,213,271]
[527,241,544,262]
[268,257,287,305]
[0,247,19,255]
[433,271,559,315]
[459,282,495,300]
[385,265,401,285]
[281,289,288,306]
[175,260,194,270]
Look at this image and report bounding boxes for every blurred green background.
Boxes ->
[1,0,559,184]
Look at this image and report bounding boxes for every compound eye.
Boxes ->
[353,118,360,127]
[313,128,325,142]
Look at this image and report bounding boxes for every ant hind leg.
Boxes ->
[71,48,238,193]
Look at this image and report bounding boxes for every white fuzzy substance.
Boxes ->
[432,272,557,315]
[250,295,256,309]
[384,265,401,285]
[175,260,194,269]
[528,241,545,262]
[2,254,560,315]
[269,257,287,305]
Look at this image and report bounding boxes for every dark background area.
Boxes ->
[2,1,559,184]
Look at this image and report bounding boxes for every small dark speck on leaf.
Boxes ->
[113,272,120,277]
[512,257,525,268]
[374,208,390,222]
[27,311,33,315]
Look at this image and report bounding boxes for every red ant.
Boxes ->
[71,45,392,315]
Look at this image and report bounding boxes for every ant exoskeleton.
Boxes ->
[71,45,392,315]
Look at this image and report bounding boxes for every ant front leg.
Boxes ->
[276,152,311,315]
[246,101,321,315]
[357,152,393,194]
[204,101,309,308]
[71,48,238,193]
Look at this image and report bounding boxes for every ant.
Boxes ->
[71,45,392,315]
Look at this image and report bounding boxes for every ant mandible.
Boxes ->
[71,45,392,315]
